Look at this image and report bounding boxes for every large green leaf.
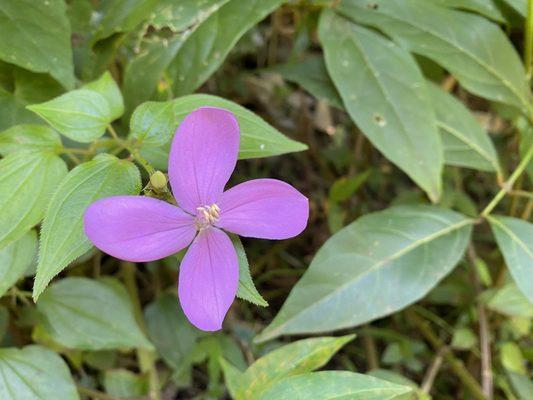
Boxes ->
[33,154,141,300]
[169,0,285,96]
[259,371,413,400]
[37,277,153,350]
[0,124,62,155]
[237,335,354,399]
[139,95,307,163]
[144,293,199,372]
[257,205,472,342]
[338,0,531,117]
[269,56,344,109]
[27,72,124,142]
[0,230,37,298]
[319,10,442,202]
[0,151,67,250]
[501,0,527,16]
[0,0,74,89]
[0,345,79,400]
[429,0,506,22]
[123,0,229,114]
[488,216,533,302]
[428,83,500,172]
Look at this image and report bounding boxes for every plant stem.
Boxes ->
[467,245,493,400]
[421,348,444,395]
[121,262,161,400]
[107,125,155,175]
[480,144,533,217]
[525,0,533,80]
[407,311,486,400]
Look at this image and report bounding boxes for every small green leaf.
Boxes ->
[329,171,371,203]
[104,369,148,397]
[259,371,413,400]
[37,277,153,350]
[0,151,67,250]
[169,0,285,95]
[33,154,141,299]
[238,335,355,399]
[0,345,79,400]
[232,235,268,307]
[27,73,123,142]
[428,83,500,173]
[129,101,176,146]
[319,9,442,202]
[0,230,37,298]
[0,0,75,89]
[0,124,62,155]
[486,283,533,318]
[338,0,531,117]
[451,328,478,350]
[144,293,199,372]
[257,205,472,342]
[83,71,124,120]
[488,216,532,302]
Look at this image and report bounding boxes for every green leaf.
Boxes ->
[37,277,153,350]
[319,10,442,202]
[123,0,229,113]
[139,95,307,163]
[129,101,176,146]
[0,87,41,131]
[257,205,472,342]
[486,283,533,318]
[92,0,160,42]
[259,371,413,400]
[428,0,506,22]
[0,345,79,400]
[428,83,500,172]
[337,0,531,116]
[27,72,124,142]
[451,328,478,350]
[33,154,141,300]
[329,170,371,202]
[238,335,354,399]
[0,151,67,250]
[83,72,124,120]
[219,358,245,399]
[269,56,344,109]
[488,216,532,302]
[144,293,199,372]
[169,0,285,96]
[232,235,268,307]
[0,230,37,298]
[0,124,62,155]
[0,0,75,89]
[104,369,148,397]
[501,0,527,17]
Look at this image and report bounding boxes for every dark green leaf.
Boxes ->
[0,0,74,89]
[33,154,141,299]
[338,0,531,116]
[0,345,79,399]
[257,205,472,342]
[104,369,148,397]
[319,10,442,201]
[0,87,41,131]
[37,277,153,350]
[0,151,67,250]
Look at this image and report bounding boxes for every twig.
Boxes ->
[407,310,486,400]
[467,245,493,400]
[362,326,379,370]
[421,348,444,395]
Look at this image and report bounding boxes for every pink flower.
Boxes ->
[83,107,309,331]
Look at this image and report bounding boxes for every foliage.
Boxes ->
[0,0,531,399]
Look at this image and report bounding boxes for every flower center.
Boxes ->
[195,203,220,230]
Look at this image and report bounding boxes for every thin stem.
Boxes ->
[62,147,93,155]
[107,125,155,175]
[525,0,533,80]
[468,245,493,400]
[421,348,444,395]
[362,327,379,370]
[480,144,533,217]
[407,311,486,400]
[121,262,161,400]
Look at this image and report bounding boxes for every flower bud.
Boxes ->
[150,171,167,190]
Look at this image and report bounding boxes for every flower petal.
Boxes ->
[178,228,238,331]
[84,196,196,262]
[217,179,309,239]
[168,107,239,213]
